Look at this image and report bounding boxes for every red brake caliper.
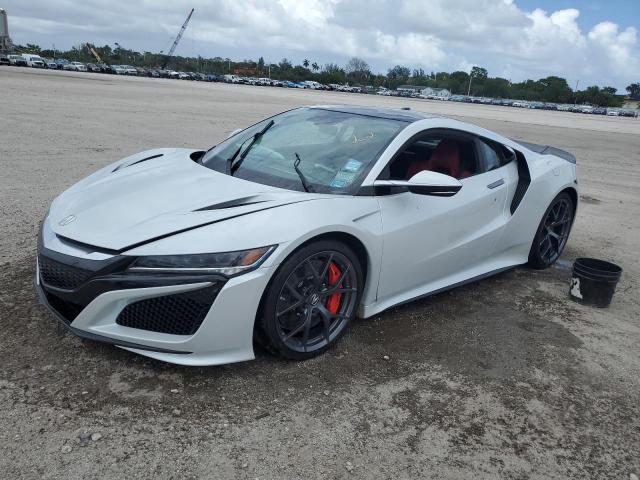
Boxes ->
[326,262,342,314]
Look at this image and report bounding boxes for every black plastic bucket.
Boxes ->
[569,258,622,308]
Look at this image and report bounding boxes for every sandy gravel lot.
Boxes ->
[1,67,639,479]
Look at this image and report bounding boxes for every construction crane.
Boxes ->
[85,43,105,64]
[161,8,194,69]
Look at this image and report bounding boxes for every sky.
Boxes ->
[3,0,639,91]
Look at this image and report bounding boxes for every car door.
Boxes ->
[374,130,515,305]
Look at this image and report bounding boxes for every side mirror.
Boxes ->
[226,128,243,139]
[373,170,462,196]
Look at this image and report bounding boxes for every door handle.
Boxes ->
[487,178,505,189]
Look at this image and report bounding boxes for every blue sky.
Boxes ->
[517,0,639,30]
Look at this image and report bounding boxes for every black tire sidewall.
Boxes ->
[258,240,364,360]
[528,192,574,269]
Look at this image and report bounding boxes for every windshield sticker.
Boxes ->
[330,170,358,188]
[343,159,363,172]
[352,132,374,143]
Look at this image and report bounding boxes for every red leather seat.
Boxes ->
[406,140,471,179]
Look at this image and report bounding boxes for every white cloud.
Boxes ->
[4,0,639,89]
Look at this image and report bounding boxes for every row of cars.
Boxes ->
[3,54,637,116]
[220,75,345,90]
[447,95,638,117]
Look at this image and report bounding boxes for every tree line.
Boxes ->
[15,42,637,107]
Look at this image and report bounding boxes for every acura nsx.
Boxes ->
[36,106,577,365]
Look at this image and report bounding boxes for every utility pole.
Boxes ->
[540,81,548,102]
[467,74,473,96]
[574,79,580,106]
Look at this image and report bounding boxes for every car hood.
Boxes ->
[49,148,320,252]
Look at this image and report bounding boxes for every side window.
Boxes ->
[385,133,480,180]
[477,139,502,172]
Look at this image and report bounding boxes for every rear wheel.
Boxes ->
[528,192,575,269]
[257,240,363,360]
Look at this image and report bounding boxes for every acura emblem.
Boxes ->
[309,293,320,305]
[58,215,77,226]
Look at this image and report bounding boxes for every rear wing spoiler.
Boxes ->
[512,140,576,164]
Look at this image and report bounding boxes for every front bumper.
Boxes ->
[36,220,274,365]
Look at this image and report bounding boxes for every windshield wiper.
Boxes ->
[294,153,315,193]
[227,119,274,176]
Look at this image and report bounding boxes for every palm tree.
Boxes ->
[311,62,319,72]
[303,59,310,68]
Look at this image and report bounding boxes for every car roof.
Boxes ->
[310,105,439,123]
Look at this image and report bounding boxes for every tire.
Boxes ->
[256,240,363,361]
[528,192,575,269]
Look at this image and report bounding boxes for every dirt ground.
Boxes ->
[1,67,639,479]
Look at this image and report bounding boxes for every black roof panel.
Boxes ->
[311,105,437,123]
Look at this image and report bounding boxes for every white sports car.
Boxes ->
[36,106,578,365]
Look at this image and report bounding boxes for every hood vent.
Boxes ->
[112,153,164,172]
[194,196,268,211]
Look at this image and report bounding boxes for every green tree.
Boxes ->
[626,83,640,99]
[311,62,319,72]
[470,66,488,80]
[24,43,41,54]
[345,57,370,84]
[279,58,292,70]
[303,58,309,68]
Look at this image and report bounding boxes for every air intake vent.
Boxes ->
[194,196,267,211]
[112,153,164,172]
[116,284,222,335]
[39,255,94,289]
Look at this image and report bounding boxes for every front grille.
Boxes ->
[43,290,85,324]
[39,255,94,289]
[115,284,221,335]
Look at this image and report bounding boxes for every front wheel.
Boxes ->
[528,192,575,269]
[256,240,363,361]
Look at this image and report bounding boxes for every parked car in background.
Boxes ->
[63,61,87,72]
[85,63,101,73]
[592,107,607,115]
[135,67,148,76]
[223,74,241,83]
[0,55,10,66]
[21,54,46,68]
[205,73,220,82]
[120,65,137,75]
[8,54,28,66]
[619,109,637,117]
[43,58,58,69]
[148,69,160,78]
[302,80,324,89]
[54,59,70,69]
[108,64,125,75]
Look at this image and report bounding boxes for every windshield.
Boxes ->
[200,108,406,194]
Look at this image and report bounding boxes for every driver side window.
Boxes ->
[384,132,480,181]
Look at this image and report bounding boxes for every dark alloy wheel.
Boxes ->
[257,240,363,360]
[528,192,575,269]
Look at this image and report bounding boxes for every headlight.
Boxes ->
[128,246,276,276]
